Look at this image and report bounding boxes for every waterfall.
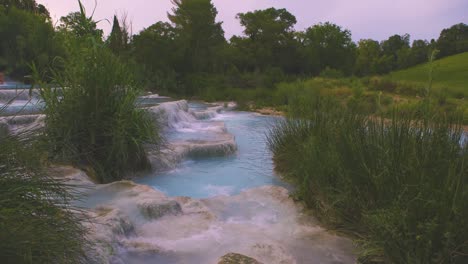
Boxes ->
[0,114,45,137]
[0,89,40,102]
[146,100,238,170]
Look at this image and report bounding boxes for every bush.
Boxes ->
[319,67,344,79]
[41,46,159,183]
[267,95,468,263]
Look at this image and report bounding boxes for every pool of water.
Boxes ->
[136,105,289,198]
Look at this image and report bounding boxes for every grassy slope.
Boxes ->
[388,52,468,97]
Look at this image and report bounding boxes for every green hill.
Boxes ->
[388,52,468,98]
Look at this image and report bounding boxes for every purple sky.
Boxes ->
[39,0,468,41]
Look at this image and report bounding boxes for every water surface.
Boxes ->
[136,104,288,198]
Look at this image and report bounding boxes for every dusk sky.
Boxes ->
[39,0,468,42]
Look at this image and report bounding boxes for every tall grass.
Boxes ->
[40,46,159,183]
[39,1,160,183]
[0,129,90,263]
[267,95,468,263]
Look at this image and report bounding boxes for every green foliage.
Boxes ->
[0,0,50,18]
[388,52,468,98]
[0,5,62,78]
[355,39,383,76]
[303,22,356,75]
[41,47,159,183]
[132,21,181,93]
[107,15,128,55]
[408,39,431,66]
[0,133,89,263]
[40,2,160,183]
[168,0,225,74]
[57,3,103,40]
[267,95,468,263]
[437,23,468,57]
[234,8,300,73]
[381,34,411,71]
[319,67,344,79]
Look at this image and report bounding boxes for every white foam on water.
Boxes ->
[0,89,38,102]
[203,184,235,196]
[81,181,356,264]
[146,100,238,170]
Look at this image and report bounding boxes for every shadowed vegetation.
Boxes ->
[40,40,159,184]
[39,1,161,183]
[267,93,468,263]
[0,129,90,263]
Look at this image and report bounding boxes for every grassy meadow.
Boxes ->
[388,52,468,98]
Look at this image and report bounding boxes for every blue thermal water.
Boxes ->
[135,105,289,198]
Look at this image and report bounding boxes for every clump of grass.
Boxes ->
[0,132,90,263]
[39,1,161,183]
[40,46,159,183]
[267,95,468,263]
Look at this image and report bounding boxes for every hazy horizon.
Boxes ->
[40,0,468,42]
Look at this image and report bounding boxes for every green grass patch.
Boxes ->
[387,52,468,99]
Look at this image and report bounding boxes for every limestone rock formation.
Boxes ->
[217,253,263,264]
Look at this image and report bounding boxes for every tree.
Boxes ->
[0,0,50,18]
[235,8,300,73]
[107,15,129,55]
[132,22,180,92]
[168,0,225,74]
[437,23,468,57]
[408,39,430,66]
[0,5,60,78]
[381,34,410,70]
[58,11,103,39]
[354,39,382,76]
[303,22,356,75]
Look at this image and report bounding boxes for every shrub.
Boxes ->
[319,67,344,79]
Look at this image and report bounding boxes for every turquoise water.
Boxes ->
[136,104,289,198]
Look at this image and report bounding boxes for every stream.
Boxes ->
[1,86,356,263]
[136,102,288,198]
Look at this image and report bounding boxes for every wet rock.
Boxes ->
[0,114,45,136]
[138,200,183,220]
[48,166,95,185]
[0,119,8,137]
[218,253,263,264]
[94,207,135,237]
[84,208,135,264]
[183,136,237,158]
[147,100,194,129]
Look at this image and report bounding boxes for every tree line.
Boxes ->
[1,0,467,94]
